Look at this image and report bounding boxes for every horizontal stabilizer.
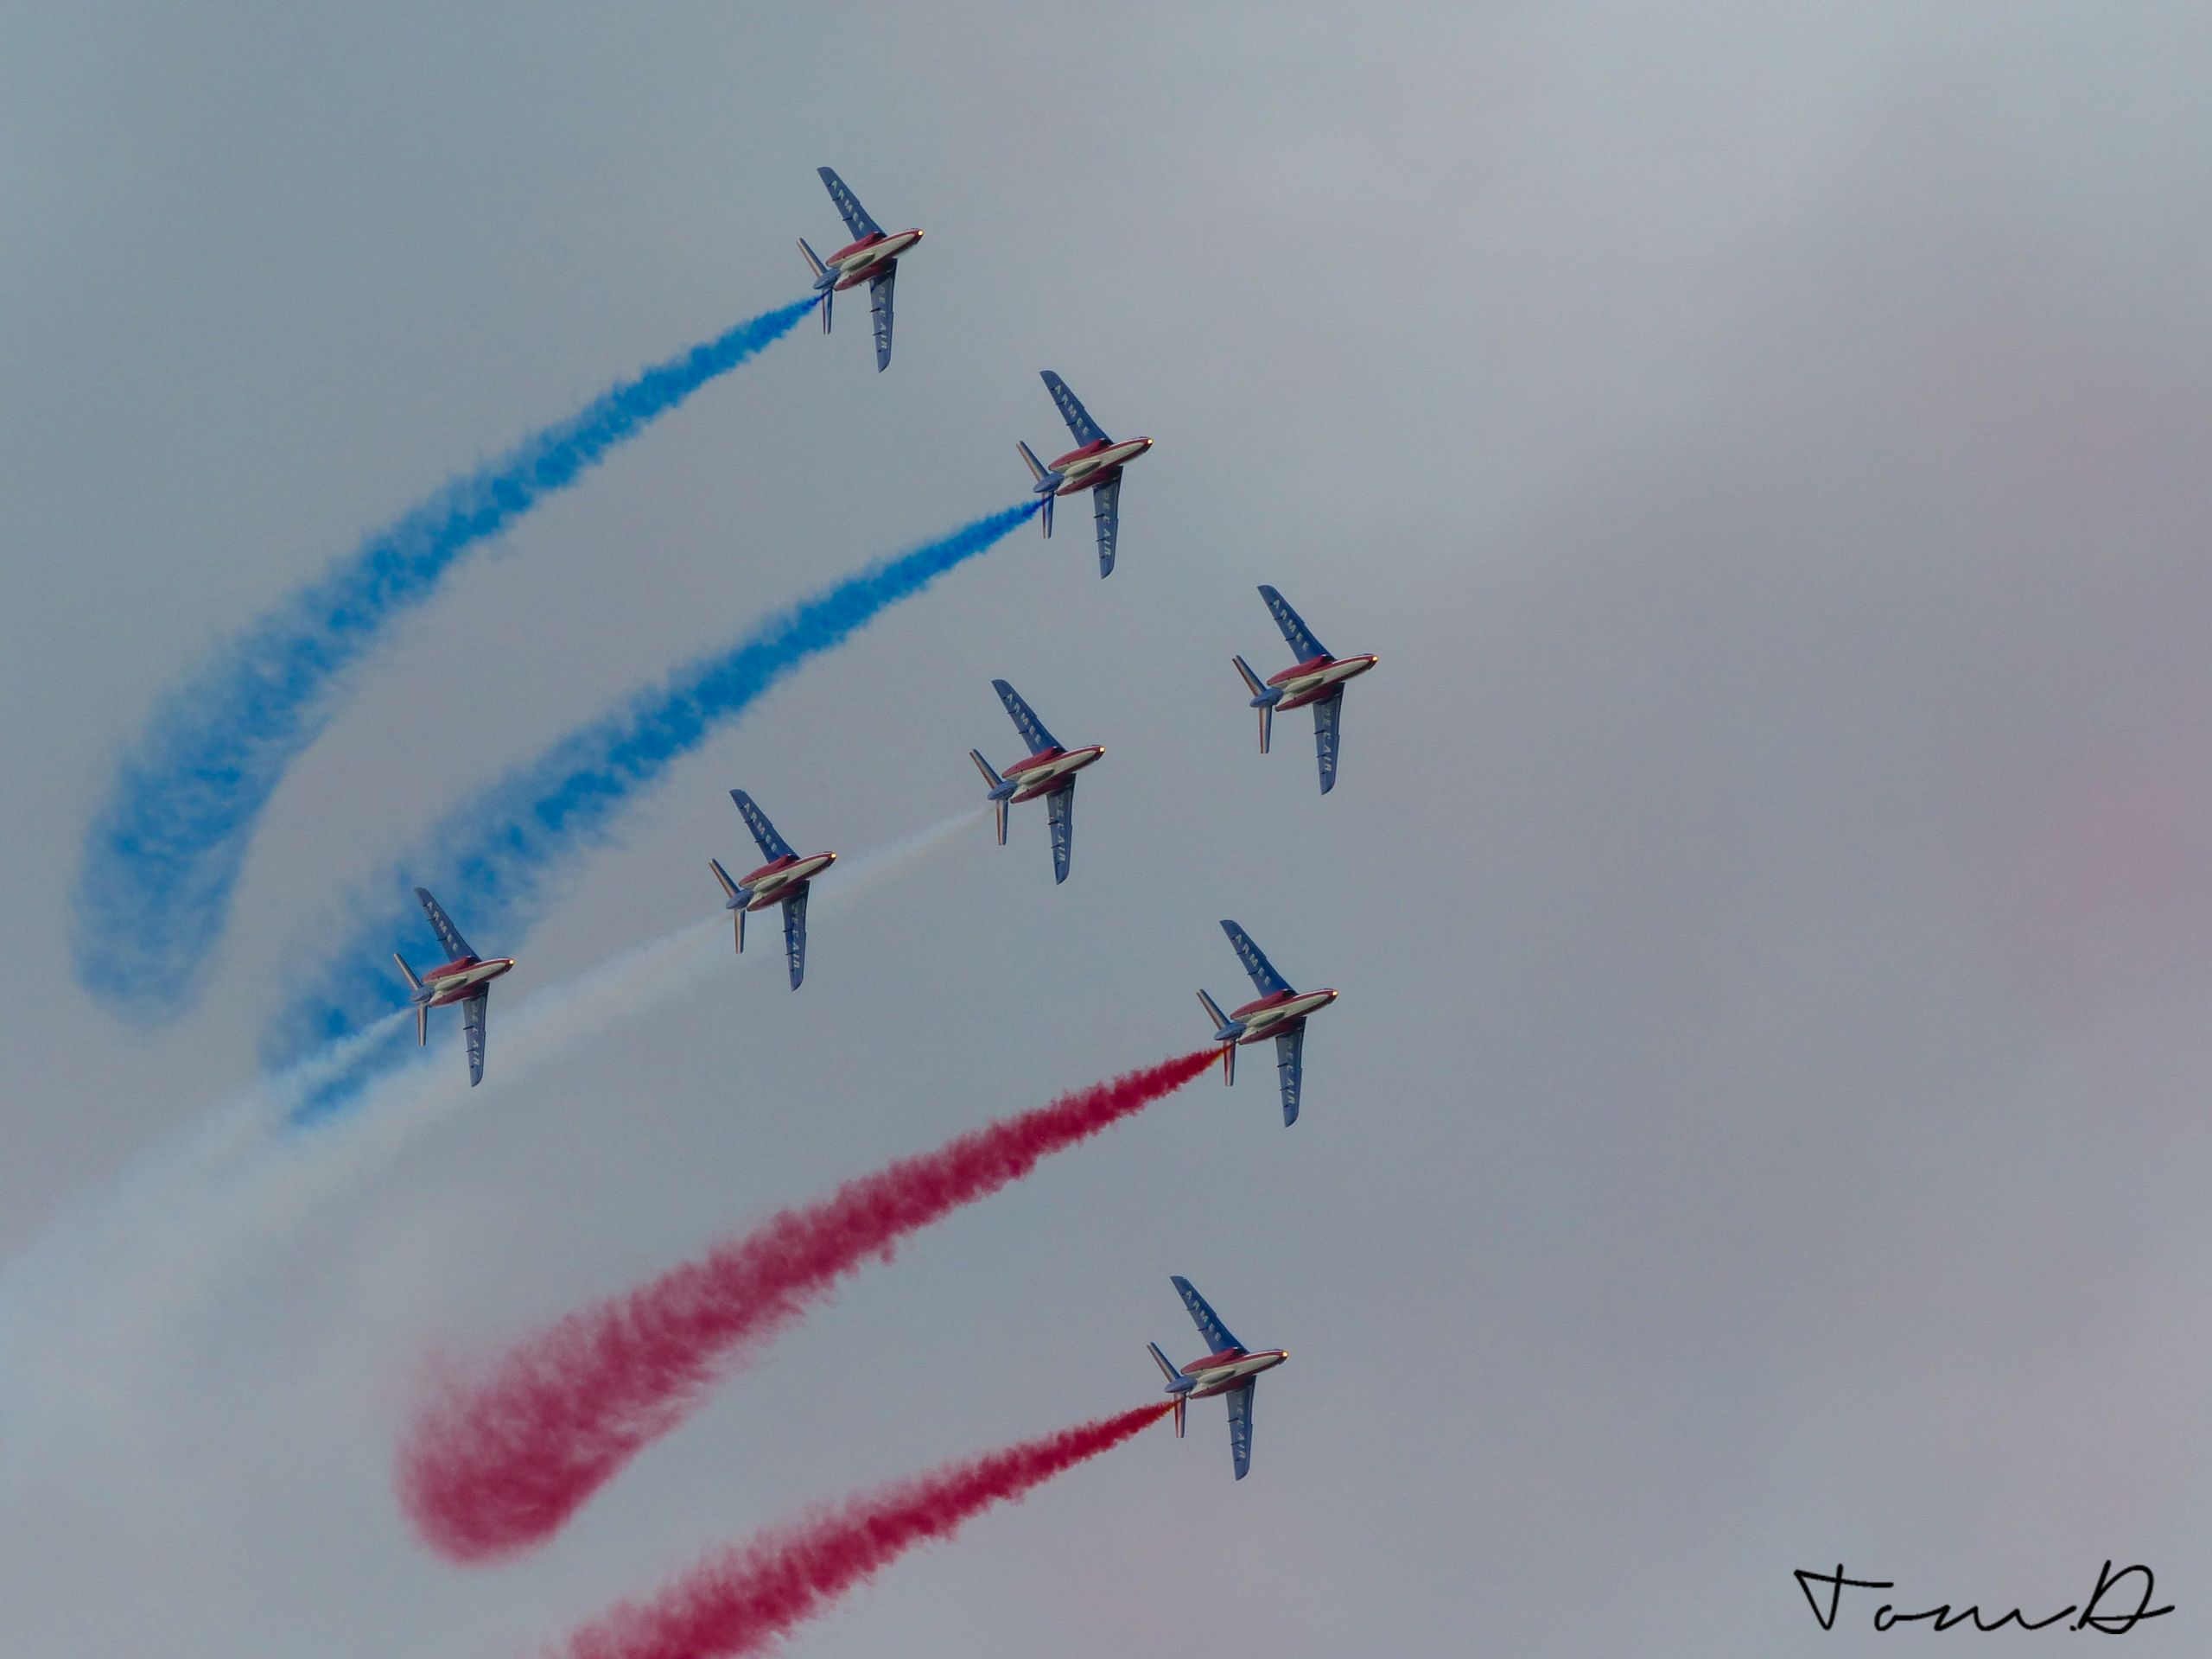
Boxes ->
[969,748,1006,791]
[1232,654,1268,700]
[1017,439,1048,485]
[798,237,828,283]
[391,952,422,994]
[709,857,741,902]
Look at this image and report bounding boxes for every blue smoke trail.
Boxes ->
[266,499,1040,1122]
[73,296,819,1023]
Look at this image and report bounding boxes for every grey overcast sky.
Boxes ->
[5,4,2212,1655]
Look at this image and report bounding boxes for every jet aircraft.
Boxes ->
[1147,1275,1287,1480]
[1232,584,1378,795]
[391,887,515,1087]
[1016,371,1154,576]
[709,790,838,989]
[968,678,1105,885]
[798,166,922,372]
[1197,919,1338,1125]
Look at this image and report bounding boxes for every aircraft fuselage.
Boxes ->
[737,851,836,909]
[1269,652,1379,711]
[1002,744,1105,803]
[1049,435,1154,494]
[825,229,922,289]
[421,955,515,1007]
[1228,986,1338,1044]
[1176,1346,1290,1400]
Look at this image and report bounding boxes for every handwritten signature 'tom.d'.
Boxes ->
[1796,1562,2172,1634]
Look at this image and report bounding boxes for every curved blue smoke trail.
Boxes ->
[266,499,1040,1122]
[73,296,818,1022]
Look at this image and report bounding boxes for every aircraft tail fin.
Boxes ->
[798,239,832,332]
[392,952,422,994]
[969,750,1012,843]
[1233,656,1274,753]
[1148,1341,1182,1385]
[1198,987,1231,1034]
[1197,988,1237,1085]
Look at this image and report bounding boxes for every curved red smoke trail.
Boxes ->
[401,1048,1215,1563]
[539,1403,1169,1659]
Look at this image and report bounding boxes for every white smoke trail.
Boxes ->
[0,811,979,1486]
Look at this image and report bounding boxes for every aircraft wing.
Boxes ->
[1257,583,1329,661]
[462,988,488,1087]
[1220,919,1293,997]
[1313,687,1343,796]
[782,887,809,990]
[1046,780,1074,886]
[1170,1274,1244,1355]
[729,790,796,863]
[868,266,895,372]
[1226,1379,1256,1480]
[1274,1022,1305,1126]
[414,887,475,962]
[991,678,1060,754]
[817,166,881,240]
[1041,370,1109,446]
[1091,472,1121,578]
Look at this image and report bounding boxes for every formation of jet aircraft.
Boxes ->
[375,167,1389,1476]
[969,678,1104,886]
[1147,1275,1287,1479]
[391,887,514,1087]
[709,789,838,990]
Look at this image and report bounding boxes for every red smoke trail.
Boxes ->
[401,1049,1215,1563]
[539,1403,1169,1659]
